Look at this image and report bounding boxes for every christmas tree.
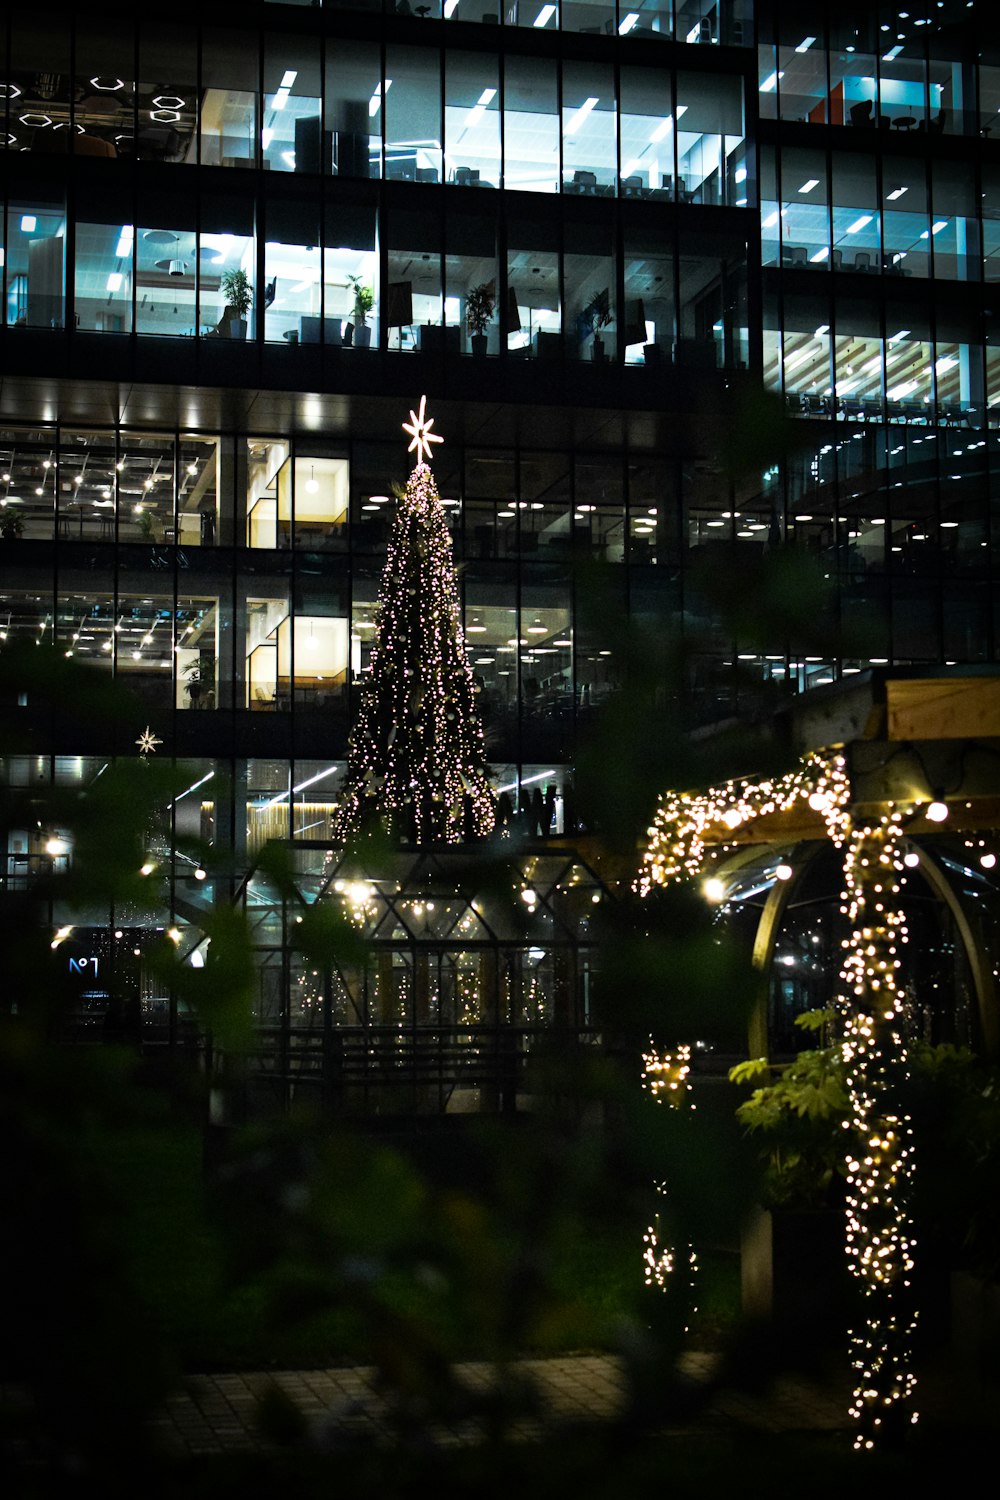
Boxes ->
[333,396,496,845]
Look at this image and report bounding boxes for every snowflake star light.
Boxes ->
[136,725,162,756]
[402,393,444,466]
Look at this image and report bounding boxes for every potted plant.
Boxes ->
[220,269,253,339]
[466,281,495,357]
[0,507,24,541]
[347,275,374,348]
[586,288,612,361]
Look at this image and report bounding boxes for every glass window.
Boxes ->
[519,451,571,560]
[779,290,834,415]
[385,46,442,183]
[178,436,221,547]
[881,156,929,279]
[135,187,197,337]
[199,191,255,340]
[931,160,979,283]
[884,309,933,424]
[620,64,674,200]
[262,33,324,174]
[323,202,378,349]
[201,27,258,168]
[927,51,968,136]
[831,154,878,274]
[263,200,322,344]
[136,23,197,164]
[676,71,744,205]
[73,20,135,158]
[246,437,290,548]
[386,207,442,353]
[9,19,72,156]
[879,40,927,132]
[779,147,829,266]
[507,217,561,356]
[629,458,679,566]
[288,452,350,550]
[984,166,1000,282]
[57,429,117,544]
[623,226,673,365]
[776,27,828,125]
[575,459,624,562]
[326,39,381,180]
[463,581,518,746]
[444,52,500,187]
[445,207,498,354]
[75,188,133,333]
[463,450,517,560]
[503,56,559,194]
[563,216,614,362]
[2,427,56,539]
[7,188,65,329]
[562,61,616,195]
[561,0,614,38]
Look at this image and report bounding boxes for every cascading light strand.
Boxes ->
[838,813,919,1449]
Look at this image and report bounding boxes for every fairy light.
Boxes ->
[638,749,851,895]
[638,750,920,1449]
[838,814,919,1448]
[333,400,496,847]
[641,1043,698,1314]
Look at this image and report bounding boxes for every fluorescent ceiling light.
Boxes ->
[931,219,948,233]
[882,45,904,60]
[886,186,908,200]
[279,70,297,89]
[735,166,747,183]
[809,246,830,262]
[534,4,556,24]
[272,87,290,110]
[795,36,817,52]
[444,0,459,13]
[565,97,599,134]
[761,210,779,228]
[888,329,910,343]
[106,272,123,292]
[846,214,873,234]
[759,71,783,93]
[20,214,36,232]
[649,115,673,142]
[115,227,134,258]
[814,324,830,335]
[798,179,820,193]
[618,12,639,33]
[465,87,497,127]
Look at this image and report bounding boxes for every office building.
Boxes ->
[1,0,997,1108]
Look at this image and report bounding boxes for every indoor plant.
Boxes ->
[0,506,24,541]
[347,275,374,348]
[586,289,612,360]
[219,268,253,339]
[466,281,495,356]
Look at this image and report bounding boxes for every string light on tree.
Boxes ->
[638,750,920,1448]
[333,397,496,846]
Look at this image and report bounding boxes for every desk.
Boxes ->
[893,116,916,130]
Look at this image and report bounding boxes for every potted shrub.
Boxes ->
[220,269,253,339]
[347,275,374,348]
[586,288,612,361]
[466,281,495,356]
[0,507,24,541]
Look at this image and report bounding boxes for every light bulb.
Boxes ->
[306,465,319,494]
[775,862,793,881]
[926,800,948,823]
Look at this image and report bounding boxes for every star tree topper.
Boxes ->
[136,725,162,756]
[402,393,444,466]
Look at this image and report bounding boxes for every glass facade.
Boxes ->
[1,0,998,1094]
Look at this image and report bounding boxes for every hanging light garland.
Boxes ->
[839,812,918,1449]
[638,749,921,1448]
